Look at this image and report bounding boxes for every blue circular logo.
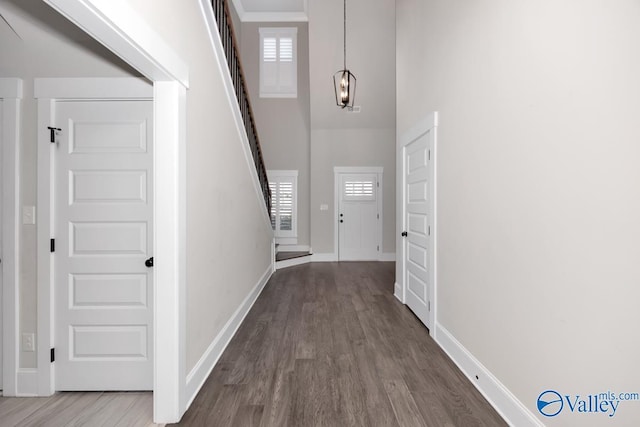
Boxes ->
[537,390,563,417]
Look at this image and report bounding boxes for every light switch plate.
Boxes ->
[320,204,329,211]
[22,206,36,225]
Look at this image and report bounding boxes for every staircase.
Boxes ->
[211,0,271,215]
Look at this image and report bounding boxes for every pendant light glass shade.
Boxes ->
[334,0,356,108]
[334,69,356,108]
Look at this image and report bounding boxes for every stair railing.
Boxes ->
[211,0,271,217]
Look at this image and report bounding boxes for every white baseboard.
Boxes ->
[435,324,543,427]
[275,255,311,270]
[379,252,396,261]
[310,253,337,262]
[394,282,403,302]
[184,264,273,410]
[17,369,38,396]
[276,244,310,253]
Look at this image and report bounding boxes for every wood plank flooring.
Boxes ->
[0,392,157,427]
[174,262,506,426]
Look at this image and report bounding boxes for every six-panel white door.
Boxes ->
[403,132,432,329]
[54,100,153,390]
[338,173,379,261]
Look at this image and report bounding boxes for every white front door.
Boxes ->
[338,173,379,260]
[54,100,153,390]
[402,130,433,329]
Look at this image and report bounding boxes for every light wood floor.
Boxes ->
[173,262,507,426]
[0,391,158,427]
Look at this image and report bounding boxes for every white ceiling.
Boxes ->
[233,0,308,22]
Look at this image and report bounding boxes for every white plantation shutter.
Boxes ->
[260,28,297,98]
[343,175,377,201]
[268,170,298,239]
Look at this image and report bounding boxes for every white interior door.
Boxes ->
[338,173,379,260]
[54,100,153,390]
[403,131,432,329]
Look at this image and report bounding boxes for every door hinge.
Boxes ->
[428,301,431,312]
[47,127,61,143]
[377,181,379,188]
[50,348,55,363]
[377,213,379,219]
[428,226,431,236]
[50,238,55,253]
[377,245,379,251]
[428,150,431,160]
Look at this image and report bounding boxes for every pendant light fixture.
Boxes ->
[333,0,356,109]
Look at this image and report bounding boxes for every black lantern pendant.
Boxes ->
[333,0,356,108]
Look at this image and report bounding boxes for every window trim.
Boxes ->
[259,27,298,98]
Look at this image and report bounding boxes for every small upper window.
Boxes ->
[259,27,297,98]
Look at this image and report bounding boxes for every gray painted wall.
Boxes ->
[0,0,140,369]
[240,21,311,249]
[397,0,640,424]
[309,0,396,257]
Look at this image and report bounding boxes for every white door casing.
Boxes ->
[399,114,437,333]
[334,167,383,261]
[54,100,154,390]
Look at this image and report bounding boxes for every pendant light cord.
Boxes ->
[343,0,347,69]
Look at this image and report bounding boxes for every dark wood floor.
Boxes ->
[173,262,506,426]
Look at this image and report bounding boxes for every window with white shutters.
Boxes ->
[343,175,377,201]
[268,170,298,241]
[259,28,297,98]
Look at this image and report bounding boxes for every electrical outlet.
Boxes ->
[22,333,35,352]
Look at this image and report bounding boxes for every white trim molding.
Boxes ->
[185,264,273,408]
[275,255,311,270]
[16,369,38,396]
[231,0,308,22]
[435,324,543,427]
[43,0,189,87]
[1,78,22,396]
[310,253,337,262]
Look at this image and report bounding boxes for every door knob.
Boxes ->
[401,231,408,237]
[340,220,344,223]
[145,257,154,267]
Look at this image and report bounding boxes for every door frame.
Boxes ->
[1,79,22,395]
[38,1,188,423]
[36,80,155,394]
[333,166,383,261]
[396,113,438,337]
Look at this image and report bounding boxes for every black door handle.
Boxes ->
[340,220,344,223]
[145,257,154,267]
[401,231,408,237]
